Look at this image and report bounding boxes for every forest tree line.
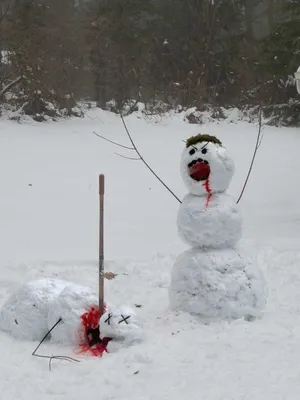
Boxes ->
[0,0,299,124]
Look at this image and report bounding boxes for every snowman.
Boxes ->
[169,134,267,321]
[0,278,143,352]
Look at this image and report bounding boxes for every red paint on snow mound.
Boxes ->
[77,305,112,357]
[77,338,112,357]
[81,306,102,331]
[189,161,210,182]
[202,178,212,208]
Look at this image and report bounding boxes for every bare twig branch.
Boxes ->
[93,131,134,150]
[0,75,23,100]
[32,318,80,371]
[94,113,182,204]
[49,356,80,372]
[115,152,141,161]
[119,113,182,203]
[236,105,263,204]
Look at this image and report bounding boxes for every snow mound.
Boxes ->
[169,248,267,321]
[0,278,67,340]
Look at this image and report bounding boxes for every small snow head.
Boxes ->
[99,306,143,344]
[180,134,235,196]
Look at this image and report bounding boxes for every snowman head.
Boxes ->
[180,134,235,196]
[99,306,143,344]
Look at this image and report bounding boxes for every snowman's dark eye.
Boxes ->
[189,148,196,156]
[104,313,112,325]
[119,315,130,324]
[201,148,207,154]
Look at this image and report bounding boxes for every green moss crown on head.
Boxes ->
[185,134,222,148]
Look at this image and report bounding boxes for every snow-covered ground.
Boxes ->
[0,108,300,399]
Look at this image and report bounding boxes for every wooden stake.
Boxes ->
[99,174,105,317]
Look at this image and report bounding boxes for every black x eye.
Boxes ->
[118,315,130,324]
[189,148,196,156]
[104,313,112,325]
[201,148,207,154]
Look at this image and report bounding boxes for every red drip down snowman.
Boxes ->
[169,134,267,321]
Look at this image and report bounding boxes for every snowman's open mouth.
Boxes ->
[188,158,210,181]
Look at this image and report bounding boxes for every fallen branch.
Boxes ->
[0,75,23,100]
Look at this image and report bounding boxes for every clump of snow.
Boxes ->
[169,247,267,320]
[182,105,268,126]
[183,106,229,125]
[0,50,12,65]
[225,107,243,123]
[185,107,197,117]
[184,107,211,124]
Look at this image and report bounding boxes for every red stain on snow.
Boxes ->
[77,339,111,357]
[202,178,212,208]
[81,306,101,331]
[77,305,111,357]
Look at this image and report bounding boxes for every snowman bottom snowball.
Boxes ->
[169,248,267,321]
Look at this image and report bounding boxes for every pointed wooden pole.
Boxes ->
[99,174,105,317]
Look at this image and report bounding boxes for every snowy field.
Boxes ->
[0,108,300,399]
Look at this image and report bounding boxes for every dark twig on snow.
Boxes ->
[32,318,62,357]
[48,355,79,372]
[119,113,182,203]
[236,105,264,204]
[94,112,182,204]
[114,152,141,161]
[32,318,80,371]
